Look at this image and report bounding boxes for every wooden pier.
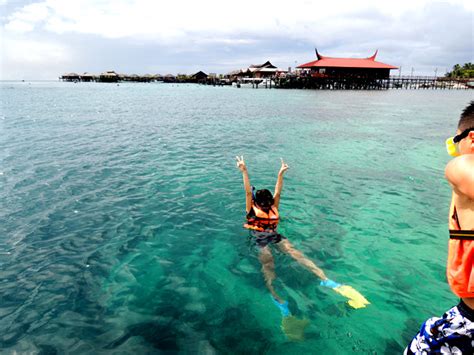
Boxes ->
[274,76,471,90]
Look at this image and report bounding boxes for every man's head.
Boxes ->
[455,101,474,155]
[254,189,274,209]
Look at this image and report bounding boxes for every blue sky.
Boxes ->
[0,0,472,79]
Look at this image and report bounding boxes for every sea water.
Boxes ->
[0,81,472,353]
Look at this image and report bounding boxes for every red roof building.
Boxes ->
[298,49,398,79]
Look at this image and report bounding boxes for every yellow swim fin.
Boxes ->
[333,285,370,309]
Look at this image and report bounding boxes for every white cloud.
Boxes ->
[0,0,472,78]
[4,2,49,33]
[0,35,73,79]
[3,0,472,41]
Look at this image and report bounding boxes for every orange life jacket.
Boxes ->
[244,204,279,232]
[447,197,474,298]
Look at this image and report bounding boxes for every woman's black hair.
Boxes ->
[254,189,274,209]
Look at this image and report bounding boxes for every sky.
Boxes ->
[0,0,473,80]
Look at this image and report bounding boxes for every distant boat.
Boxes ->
[233,77,274,88]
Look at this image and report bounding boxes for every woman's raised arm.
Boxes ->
[273,158,289,208]
[236,156,253,213]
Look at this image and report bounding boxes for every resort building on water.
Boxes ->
[297,49,398,79]
[227,61,288,80]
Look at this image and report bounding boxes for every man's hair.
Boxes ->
[458,101,474,131]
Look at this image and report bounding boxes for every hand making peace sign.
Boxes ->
[279,158,289,175]
[235,155,247,172]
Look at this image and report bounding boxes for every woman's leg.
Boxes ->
[258,246,284,303]
[277,239,370,309]
[277,239,327,280]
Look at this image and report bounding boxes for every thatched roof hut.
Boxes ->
[80,72,95,82]
[164,74,176,83]
[61,72,80,81]
[142,74,154,82]
[191,71,208,81]
[99,71,119,82]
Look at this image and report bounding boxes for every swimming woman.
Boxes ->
[236,156,369,312]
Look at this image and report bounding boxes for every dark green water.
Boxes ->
[0,82,472,353]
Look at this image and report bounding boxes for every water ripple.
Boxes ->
[0,82,471,353]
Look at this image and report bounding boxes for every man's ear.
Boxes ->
[469,131,474,140]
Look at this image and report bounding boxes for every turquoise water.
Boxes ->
[0,82,472,353]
